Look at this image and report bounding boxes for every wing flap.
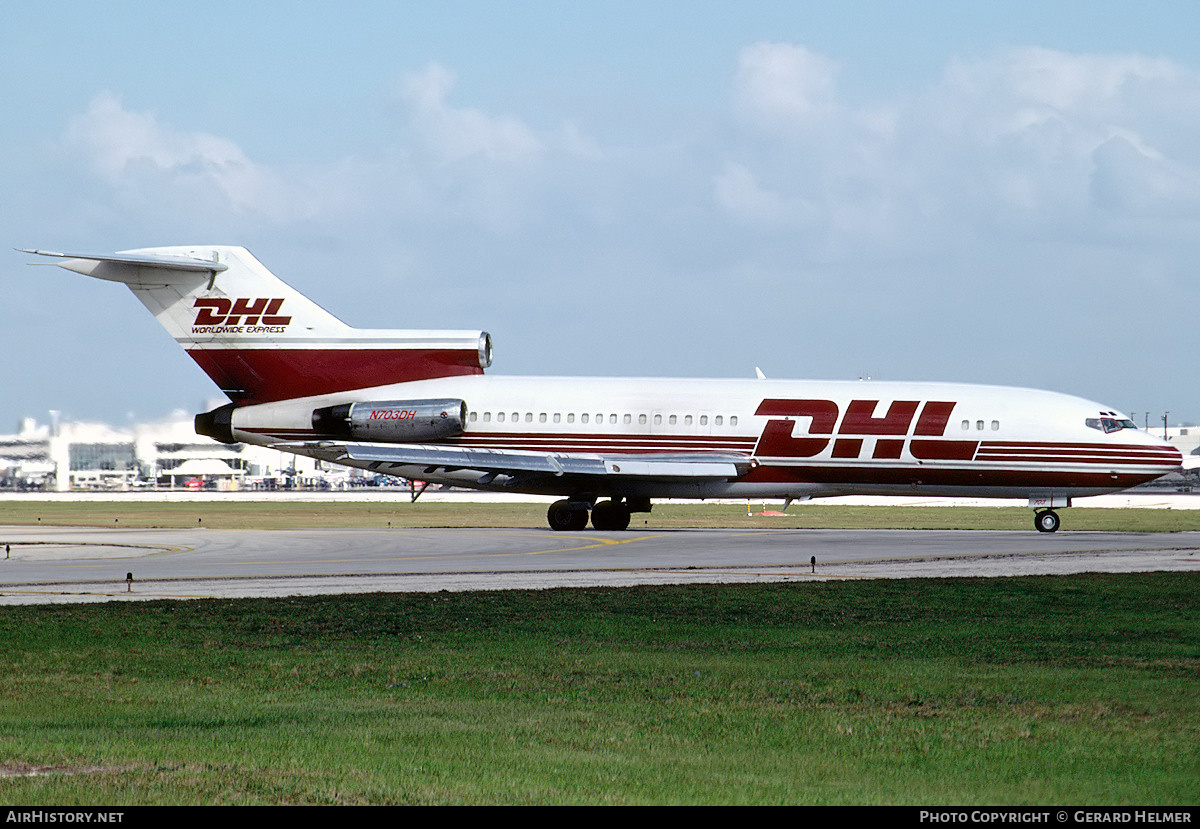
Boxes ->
[282,441,752,480]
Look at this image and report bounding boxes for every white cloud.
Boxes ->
[718,43,1200,246]
[944,47,1182,123]
[55,75,608,245]
[931,49,1200,239]
[1090,133,1200,217]
[53,48,1200,274]
[713,161,820,230]
[62,91,320,222]
[732,42,840,133]
[397,63,545,163]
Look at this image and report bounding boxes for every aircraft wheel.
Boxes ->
[1034,509,1060,533]
[548,499,589,532]
[591,500,631,531]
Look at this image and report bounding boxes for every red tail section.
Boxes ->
[187,339,491,404]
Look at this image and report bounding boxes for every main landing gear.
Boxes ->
[1034,509,1061,533]
[547,499,589,532]
[547,498,638,531]
[590,499,632,531]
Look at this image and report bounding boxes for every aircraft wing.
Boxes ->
[279,441,755,481]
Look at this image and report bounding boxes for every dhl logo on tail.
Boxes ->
[193,297,292,332]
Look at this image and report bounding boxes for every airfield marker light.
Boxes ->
[811,556,816,574]
[126,572,133,593]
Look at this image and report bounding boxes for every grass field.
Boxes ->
[4,499,1200,532]
[0,574,1196,805]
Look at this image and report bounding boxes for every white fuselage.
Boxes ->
[227,374,1182,502]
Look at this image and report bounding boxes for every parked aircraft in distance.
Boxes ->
[23,246,1182,532]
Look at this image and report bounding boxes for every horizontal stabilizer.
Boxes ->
[20,248,227,276]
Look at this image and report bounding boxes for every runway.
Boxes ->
[0,525,1197,604]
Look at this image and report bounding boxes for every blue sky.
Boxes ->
[3,2,1199,429]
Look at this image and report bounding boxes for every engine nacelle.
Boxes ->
[311,398,466,443]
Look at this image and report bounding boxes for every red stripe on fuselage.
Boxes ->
[977,442,1180,457]
[741,463,1160,490]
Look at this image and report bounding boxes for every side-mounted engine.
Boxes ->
[311,398,467,443]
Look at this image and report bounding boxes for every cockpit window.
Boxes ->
[1085,417,1137,433]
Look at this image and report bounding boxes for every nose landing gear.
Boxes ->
[1034,509,1061,533]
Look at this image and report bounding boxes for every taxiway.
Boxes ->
[0,525,1196,604]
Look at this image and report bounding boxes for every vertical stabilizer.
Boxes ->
[25,246,491,403]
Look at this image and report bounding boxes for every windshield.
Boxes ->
[1085,417,1138,434]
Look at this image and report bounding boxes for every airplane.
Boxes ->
[22,245,1182,532]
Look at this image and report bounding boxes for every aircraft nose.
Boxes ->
[1142,433,1183,472]
[1164,444,1184,469]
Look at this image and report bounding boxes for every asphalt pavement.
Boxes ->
[0,525,1196,604]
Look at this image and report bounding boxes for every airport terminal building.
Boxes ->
[0,413,355,492]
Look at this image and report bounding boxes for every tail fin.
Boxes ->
[24,246,491,403]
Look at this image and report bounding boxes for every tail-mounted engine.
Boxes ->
[311,398,467,443]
